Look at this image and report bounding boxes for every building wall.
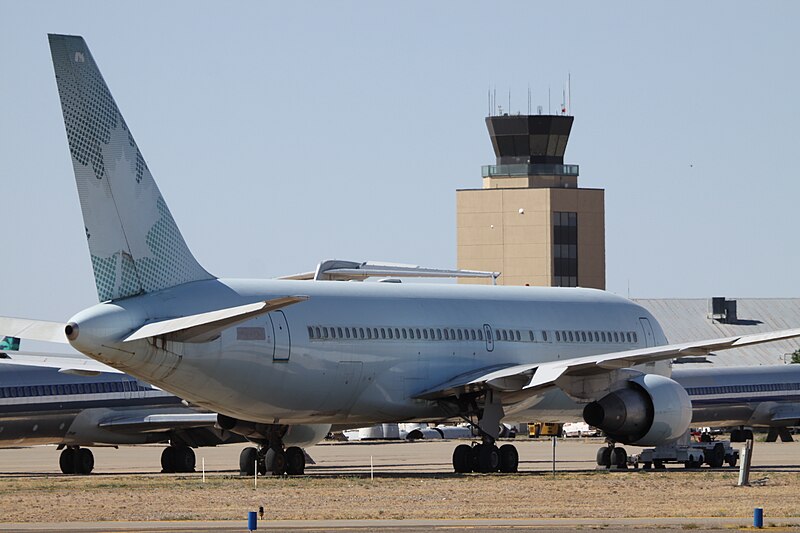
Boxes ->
[456,187,605,289]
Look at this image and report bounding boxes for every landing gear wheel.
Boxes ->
[271,449,287,475]
[452,444,472,473]
[707,443,725,468]
[239,446,258,476]
[596,446,612,468]
[476,444,500,473]
[498,444,519,473]
[173,447,196,473]
[75,448,94,475]
[610,447,627,469]
[285,447,305,475]
[161,447,176,473]
[59,448,76,474]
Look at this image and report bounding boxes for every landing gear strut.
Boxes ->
[450,391,519,474]
[59,446,94,475]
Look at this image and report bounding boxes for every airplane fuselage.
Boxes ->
[69,279,669,426]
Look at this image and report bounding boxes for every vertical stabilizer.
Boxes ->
[48,34,213,302]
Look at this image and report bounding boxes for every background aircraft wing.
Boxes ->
[415,327,800,401]
[97,412,220,433]
[0,316,67,343]
[0,353,122,375]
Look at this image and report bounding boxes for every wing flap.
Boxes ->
[123,295,309,343]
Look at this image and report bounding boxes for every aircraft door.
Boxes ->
[639,318,655,347]
[483,324,494,352]
[269,311,291,361]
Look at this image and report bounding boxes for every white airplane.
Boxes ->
[4,33,800,475]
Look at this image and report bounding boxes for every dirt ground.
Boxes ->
[0,470,798,523]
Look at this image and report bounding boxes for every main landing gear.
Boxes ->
[730,427,754,443]
[595,442,629,469]
[59,446,94,475]
[239,427,306,476]
[450,390,519,474]
[160,445,196,473]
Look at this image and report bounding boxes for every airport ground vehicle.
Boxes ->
[629,434,739,469]
[528,423,563,438]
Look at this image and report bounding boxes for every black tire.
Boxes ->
[611,447,627,469]
[642,462,652,470]
[161,446,176,473]
[271,449,287,475]
[476,444,500,473]
[452,444,472,473]
[707,443,725,468]
[596,447,612,467]
[75,448,94,475]
[730,429,743,442]
[699,433,711,443]
[285,447,305,475]
[174,447,196,473]
[239,446,258,476]
[498,444,519,473]
[59,448,76,475]
[684,454,702,469]
[744,430,754,441]
[727,455,738,468]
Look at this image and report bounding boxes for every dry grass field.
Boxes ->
[0,470,798,523]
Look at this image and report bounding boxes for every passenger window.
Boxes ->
[568,332,574,342]
[416,328,422,338]
[579,332,585,342]
[529,330,534,342]
[395,328,400,338]
[495,329,501,340]
[444,329,450,340]
[457,330,463,341]
[470,330,476,341]
[613,332,619,342]
[477,329,483,341]
[633,332,638,343]
[423,329,429,340]
[307,326,314,339]
[556,331,561,342]
[386,328,391,339]
[379,328,385,339]
[337,327,343,338]
[542,331,548,342]
[408,329,413,339]
[437,329,443,340]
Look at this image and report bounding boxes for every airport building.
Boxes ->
[456,113,605,289]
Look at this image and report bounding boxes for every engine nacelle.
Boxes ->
[216,415,330,448]
[582,374,691,446]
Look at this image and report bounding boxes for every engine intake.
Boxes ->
[583,373,691,446]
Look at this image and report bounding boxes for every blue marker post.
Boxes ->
[754,507,763,529]
[248,510,258,531]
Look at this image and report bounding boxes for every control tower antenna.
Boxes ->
[548,87,551,114]
[508,89,511,115]
[528,85,531,115]
[568,73,572,115]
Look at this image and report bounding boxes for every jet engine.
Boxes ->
[582,373,691,446]
[216,415,330,448]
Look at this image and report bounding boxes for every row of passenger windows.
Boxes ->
[687,383,800,396]
[307,325,638,345]
[0,381,149,399]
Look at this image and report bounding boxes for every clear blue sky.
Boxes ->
[2,1,799,325]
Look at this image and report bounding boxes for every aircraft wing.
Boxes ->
[97,412,219,433]
[414,327,800,401]
[123,295,309,343]
[0,352,122,375]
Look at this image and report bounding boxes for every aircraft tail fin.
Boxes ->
[48,34,213,302]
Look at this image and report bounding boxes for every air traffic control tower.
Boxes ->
[457,114,605,289]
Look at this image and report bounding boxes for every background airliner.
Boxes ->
[3,34,800,476]
[0,338,242,474]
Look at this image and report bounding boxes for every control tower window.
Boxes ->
[553,211,578,287]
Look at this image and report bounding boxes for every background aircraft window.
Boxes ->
[555,331,561,342]
[336,327,342,338]
[581,332,587,342]
[528,331,534,341]
[401,328,407,339]
[307,326,314,339]
[408,329,414,339]
[322,327,328,339]
[423,329,429,340]
[331,328,338,339]
[470,330,476,341]
[9,386,17,397]
[626,332,631,343]
[388,328,394,339]
[613,332,619,342]
[344,328,351,339]
[514,330,520,341]
[568,332,574,342]
[380,328,386,339]
[633,332,638,343]
[444,329,450,340]
[394,328,400,338]
[358,327,365,338]
[37,385,45,395]
[437,329,442,340]
[57,384,65,395]
[415,328,421,338]
[601,332,606,342]
[477,329,484,341]
[457,330,463,341]
[542,331,548,342]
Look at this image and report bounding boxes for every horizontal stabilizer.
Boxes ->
[98,412,218,433]
[415,327,800,401]
[124,296,309,343]
[0,316,68,344]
